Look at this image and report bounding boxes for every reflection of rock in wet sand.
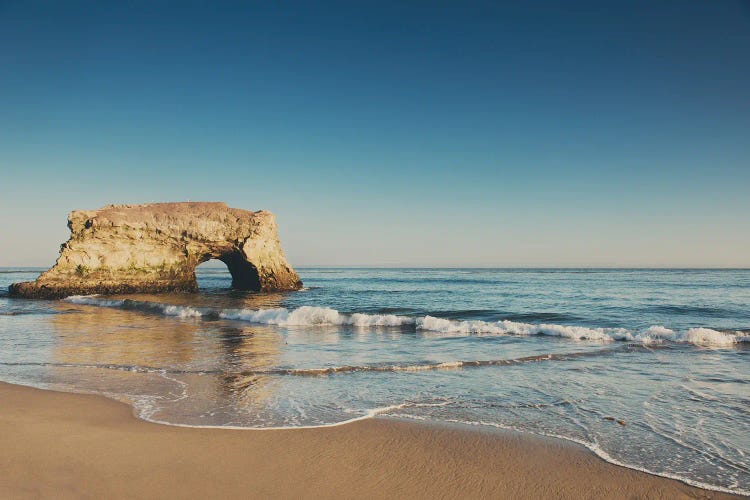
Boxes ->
[48,302,286,424]
[52,305,200,366]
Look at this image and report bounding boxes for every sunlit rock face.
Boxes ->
[10,202,302,299]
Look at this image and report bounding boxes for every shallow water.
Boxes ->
[1,267,748,494]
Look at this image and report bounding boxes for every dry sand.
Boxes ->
[0,382,741,499]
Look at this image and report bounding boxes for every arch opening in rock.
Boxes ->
[217,252,261,291]
[195,259,230,290]
[195,255,261,291]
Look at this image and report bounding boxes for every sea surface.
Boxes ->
[1,267,748,494]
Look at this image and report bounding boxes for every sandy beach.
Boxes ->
[0,382,740,499]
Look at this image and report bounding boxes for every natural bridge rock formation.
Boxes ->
[10,202,302,299]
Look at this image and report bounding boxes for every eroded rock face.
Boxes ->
[10,202,302,299]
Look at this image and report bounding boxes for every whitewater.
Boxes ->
[1,267,749,494]
[66,295,750,346]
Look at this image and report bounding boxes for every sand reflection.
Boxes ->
[47,301,288,424]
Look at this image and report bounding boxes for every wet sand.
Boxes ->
[0,382,740,499]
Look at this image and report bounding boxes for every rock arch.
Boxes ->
[10,202,302,299]
[219,252,262,291]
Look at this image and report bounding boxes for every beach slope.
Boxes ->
[0,382,739,499]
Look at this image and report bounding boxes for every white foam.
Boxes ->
[161,304,204,318]
[536,323,626,341]
[284,305,342,325]
[220,307,288,323]
[416,316,509,335]
[219,306,413,327]
[634,325,677,344]
[139,402,410,431]
[67,295,205,319]
[349,312,413,327]
[66,295,125,307]
[682,327,741,346]
[64,296,748,347]
[416,316,627,341]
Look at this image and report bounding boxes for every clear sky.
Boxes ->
[1,1,749,267]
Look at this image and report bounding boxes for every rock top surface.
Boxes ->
[10,202,302,299]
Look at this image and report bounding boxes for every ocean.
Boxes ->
[1,267,748,494]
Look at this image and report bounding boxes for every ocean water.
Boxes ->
[1,267,748,494]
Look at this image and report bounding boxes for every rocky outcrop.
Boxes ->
[10,202,302,299]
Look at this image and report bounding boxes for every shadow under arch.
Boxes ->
[195,251,260,291]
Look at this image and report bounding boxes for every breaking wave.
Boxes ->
[64,296,750,347]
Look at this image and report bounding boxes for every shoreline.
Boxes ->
[0,381,742,499]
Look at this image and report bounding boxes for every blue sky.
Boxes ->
[1,1,749,267]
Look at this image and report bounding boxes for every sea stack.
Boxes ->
[9,202,302,299]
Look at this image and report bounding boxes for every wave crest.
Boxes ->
[64,296,749,346]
